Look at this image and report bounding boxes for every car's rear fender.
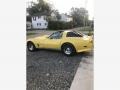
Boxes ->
[61,42,76,51]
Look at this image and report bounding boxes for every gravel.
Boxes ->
[27,49,91,90]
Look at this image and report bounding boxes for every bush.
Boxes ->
[88,31,93,36]
[48,21,73,30]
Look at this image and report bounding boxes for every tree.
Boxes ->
[27,0,52,16]
[52,10,61,20]
[70,7,89,27]
[26,16,31,22]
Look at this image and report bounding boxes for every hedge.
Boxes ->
[48,21,73,30]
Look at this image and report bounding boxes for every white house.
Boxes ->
[26,21,32,29]
[60,14,73,22]
[50,13,58,21]
[32,15,48,29]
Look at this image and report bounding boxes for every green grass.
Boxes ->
[78,26,94,31]
[77,27,94,36]
[27,33,38,36]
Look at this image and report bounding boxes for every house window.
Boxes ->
[33,17,36,21]
[44,17,46,20]
[45,23,47,26]
[38,16,41,19]
[37,23,41,26]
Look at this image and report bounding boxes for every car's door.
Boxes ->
[43,31,63,50]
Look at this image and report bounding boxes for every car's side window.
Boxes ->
[66,32,82,37]
[49,32,63,39]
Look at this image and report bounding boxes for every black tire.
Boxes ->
[27,42,36,52]
[61,44,76,56]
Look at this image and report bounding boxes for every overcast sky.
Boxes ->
[26,0,94,20]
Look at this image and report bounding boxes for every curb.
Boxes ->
[70,56,93,90]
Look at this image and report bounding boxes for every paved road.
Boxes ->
[27,49,93,90]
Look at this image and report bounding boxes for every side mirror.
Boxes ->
[47,36,52,39]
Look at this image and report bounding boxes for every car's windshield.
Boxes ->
[48,31,63,39]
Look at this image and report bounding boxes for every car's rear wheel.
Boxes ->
[62,44,76,56]
[27,42,36,52]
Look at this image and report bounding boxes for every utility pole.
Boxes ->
[84,0,88,30]
[84,0,92,35]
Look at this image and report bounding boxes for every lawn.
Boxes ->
[27,33,38,36]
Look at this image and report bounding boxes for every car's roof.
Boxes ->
[63,30,71,32]
[54,30,78,34]
[57,30,73,33]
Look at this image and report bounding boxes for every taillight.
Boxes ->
[90,40,93,43]
[89,36,93,43]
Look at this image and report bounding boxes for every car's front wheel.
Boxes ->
[62,44,76,56]
[27,42,36,52]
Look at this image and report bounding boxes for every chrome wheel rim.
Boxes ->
[64,47,71,55]
[29,44,34,51]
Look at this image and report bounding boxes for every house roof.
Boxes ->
[32,12,50,16]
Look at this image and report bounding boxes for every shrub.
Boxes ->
[48,21,73,30]
[88,31,93,36]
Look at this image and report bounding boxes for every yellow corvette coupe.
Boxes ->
[27,30,93,56]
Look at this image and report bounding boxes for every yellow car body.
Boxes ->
[27,30,93,55]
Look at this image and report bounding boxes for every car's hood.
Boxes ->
[27,35,49,41]
[34,35,49,39]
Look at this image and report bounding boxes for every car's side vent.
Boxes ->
[37,44,39,47]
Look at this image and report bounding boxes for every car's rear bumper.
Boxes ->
[77,48,93,53]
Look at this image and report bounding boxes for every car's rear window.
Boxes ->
[66,31,83,37]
